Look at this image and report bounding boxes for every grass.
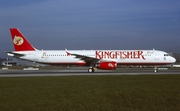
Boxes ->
[0,75,180,111]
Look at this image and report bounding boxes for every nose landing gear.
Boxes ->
[154,65,158,72]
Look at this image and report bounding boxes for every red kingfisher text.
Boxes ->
[95,51,146,60]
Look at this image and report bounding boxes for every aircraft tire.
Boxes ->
[88,68,94,73]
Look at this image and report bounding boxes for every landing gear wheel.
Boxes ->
[154,69,158,72]
[154,69,157,72]
[88,68,94,73]
[154,65,158,73]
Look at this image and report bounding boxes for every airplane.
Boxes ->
[6,28,176,72]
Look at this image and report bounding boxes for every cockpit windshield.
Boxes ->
[164,54,169,56]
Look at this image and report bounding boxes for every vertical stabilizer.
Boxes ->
[10,28,36,51]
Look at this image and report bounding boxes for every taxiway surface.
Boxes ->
[0,68,180,77]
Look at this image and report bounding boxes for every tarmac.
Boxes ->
[0,68,180,77]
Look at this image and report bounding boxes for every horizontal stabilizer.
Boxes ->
[5,51,25,58]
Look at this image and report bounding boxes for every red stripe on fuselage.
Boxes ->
[38,62,87,66]
[36,62,172,66]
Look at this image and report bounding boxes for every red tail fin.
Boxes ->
[10,28,36,51]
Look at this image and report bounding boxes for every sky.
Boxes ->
[0,0,180,58]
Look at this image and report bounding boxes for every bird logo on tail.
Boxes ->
[13,36,24,45]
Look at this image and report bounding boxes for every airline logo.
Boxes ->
[96,51,146,60]
[13,36,24,45]
[66,52,71,56]
[108,63,113,67]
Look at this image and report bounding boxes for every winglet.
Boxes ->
[65,48,71,56]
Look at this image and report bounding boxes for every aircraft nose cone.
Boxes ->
[171,57,176,63]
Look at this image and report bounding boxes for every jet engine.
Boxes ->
[96,61,117,70]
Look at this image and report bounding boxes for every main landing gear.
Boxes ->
[88,67,97,73]
[88,68,94,73]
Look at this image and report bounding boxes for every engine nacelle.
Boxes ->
[97,62,117,70]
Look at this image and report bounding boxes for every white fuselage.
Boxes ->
[11,50,176,66]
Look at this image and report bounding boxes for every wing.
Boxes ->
[71,53,99,62]
[65,49,99,63]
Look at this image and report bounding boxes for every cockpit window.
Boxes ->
[164,54,169,56]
